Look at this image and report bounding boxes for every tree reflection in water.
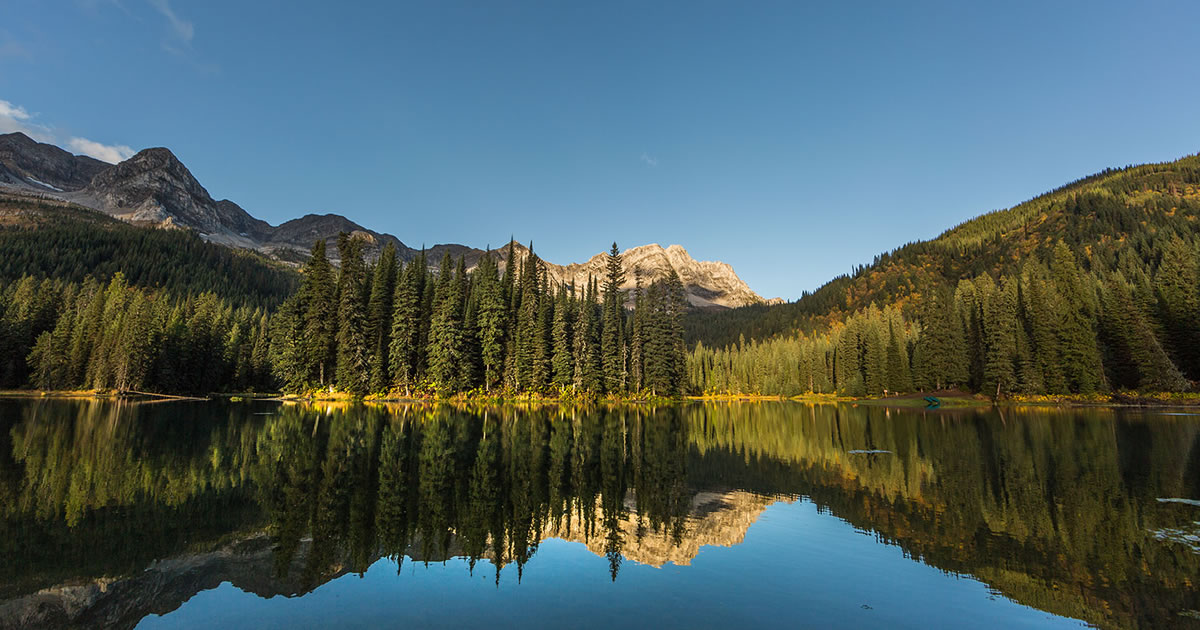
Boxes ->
[1,399,1199,629]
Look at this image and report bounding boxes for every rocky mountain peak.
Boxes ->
[495,240,764,308]
[0,132,108,191]
[80,147,269,242]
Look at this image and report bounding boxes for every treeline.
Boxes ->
[269,237,689,397]
[688,154,1200,349]
[1,273,273,393]
[690,239,1199,397]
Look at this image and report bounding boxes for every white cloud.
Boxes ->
[640,152,659,167]
[68,137,135,163]
[0,99,54,141]
[0,97,135,163]
[0,99,30,122]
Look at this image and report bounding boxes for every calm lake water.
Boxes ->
[0,400,1198,629]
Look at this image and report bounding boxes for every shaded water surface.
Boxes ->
[1,400,1198,629]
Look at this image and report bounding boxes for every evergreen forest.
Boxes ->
[268,237,690,397]
[689,153,1200,397]
[2,153,1199,399]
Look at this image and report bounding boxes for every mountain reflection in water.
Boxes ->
[1,399,1198,629]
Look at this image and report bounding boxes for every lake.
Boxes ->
[0,399,1198,629]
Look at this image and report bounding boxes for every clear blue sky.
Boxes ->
[2,1,1199,299]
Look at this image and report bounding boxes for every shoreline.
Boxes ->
[3,389,1198,410]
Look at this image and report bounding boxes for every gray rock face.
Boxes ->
[0,132,764,308]
[80,147,271,241]
[0,132,107,191]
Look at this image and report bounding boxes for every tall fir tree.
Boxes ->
[335,233,370,395]
[302,240,337,387]
[601,243,626,393]
[366,242,398,392]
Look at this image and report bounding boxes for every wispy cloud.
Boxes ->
[68,137,135,163]
[147,0,193,44]
[1,97,135,163]
[144,0,217,73]
[0,99,53,141]
[640,152,659,167]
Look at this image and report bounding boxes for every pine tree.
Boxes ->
[335,233,370,395]
[982,275,1019,398]
[1050,242,1105,393]
[366,242,398,392]
[629,272,645,392]
[1154,236,1200,379]
[389,251,427,394]
[302,240,337,387]
[474,253,506,391]
[426,253,466,394]
[551,283,574,389]
[601,243,626,394]
[514,245,541,391]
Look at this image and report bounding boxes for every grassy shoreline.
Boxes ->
[3,388,1198,409]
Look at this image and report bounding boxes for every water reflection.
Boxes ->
[1,400,1198,629]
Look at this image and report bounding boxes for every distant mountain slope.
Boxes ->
[0,132,765,308]
[0,132,108,191]
[0,189,297,308]
[688,152,1200,347]
[497,242,762,308]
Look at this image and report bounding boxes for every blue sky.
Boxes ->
[2,1,1199,299]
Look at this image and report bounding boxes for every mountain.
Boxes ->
[498,241,762,308]
[0,132,765,308]
[0,132,108,192]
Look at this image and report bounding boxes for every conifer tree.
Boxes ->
[629,272,645,392]
[601,243,626,393]
[366,242,398,392]
[426,253,466,393]
[389,251,427,394]
[1154,236,1200,379]
[551,283,574,389]
[1050,242,1104,393]
[982,275,1019,398]
[335,233,370,395]
[474,253,506,391]
[302,240,337,387]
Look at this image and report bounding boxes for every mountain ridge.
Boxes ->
[0,132,766,308]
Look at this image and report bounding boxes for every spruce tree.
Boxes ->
[426,253,465,394]
[551,283,574,389]
[474,253,506,391]
[601,243,626,393]
[366,242,398,392]
[301,240,337,387]
[982,275,1019,398]
[1050,242,1105,393]
[335,233,370,395]
[389,252,427,394]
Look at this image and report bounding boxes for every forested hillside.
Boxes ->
[0,192,297,309]
[689,154,1200,397]
[0,192,294,391]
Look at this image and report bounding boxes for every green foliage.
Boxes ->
[268,238,684,398]
[0,195,296,309]
[689,153,1200,397]
[4,273,273,393]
